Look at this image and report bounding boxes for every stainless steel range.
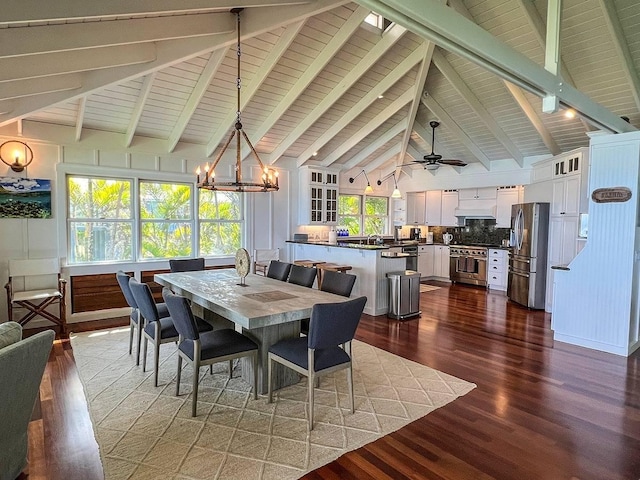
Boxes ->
[449,245,488,287]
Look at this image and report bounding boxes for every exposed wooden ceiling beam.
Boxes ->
[398,43,435,169]
[296,43,427,167]
[432,48,524,166]
[205,19,306,157]
[503,81,560,156]
[342,119,407,170]
[320,88,413,167]
[364,143,401,173]
[1,0,316,24]
[0,14,235,59]
[0,0,341,127]
[0,74,81,101]
[167,49,227,152]
[75,97,86,142]
[596,0,640,115]
[125,73,156,147]
[354,0,635,133]
[0,44,156,83]
[421,94,491,170]
[268,21,407,164]
[242,6,370,160]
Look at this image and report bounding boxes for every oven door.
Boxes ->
[451,255,487,285]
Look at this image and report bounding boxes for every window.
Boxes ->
[67,176,134,263]
[199,190,243,256]
[139,181,192,259]
[338,195,389,236]
[67,175,245,265]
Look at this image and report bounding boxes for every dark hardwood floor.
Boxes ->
[25,283,640,479]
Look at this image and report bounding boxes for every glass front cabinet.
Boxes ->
[299,167,339,225]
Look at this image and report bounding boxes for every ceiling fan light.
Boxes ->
[391,188,402,199]
[425,163,440,171]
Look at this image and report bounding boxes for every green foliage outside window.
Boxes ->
[338,194,388,236]
[67,177,133,263]
[338,195,361,235]
[199,190,242,256]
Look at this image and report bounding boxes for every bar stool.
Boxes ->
[293,259,326,269]
[316,263,353,289]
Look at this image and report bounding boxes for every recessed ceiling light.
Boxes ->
[565,109,576,119]
[312,151,318,156]
[378,95,384,99]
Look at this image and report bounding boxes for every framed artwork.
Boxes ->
[0,177,52,218]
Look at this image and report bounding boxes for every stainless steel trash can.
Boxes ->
[387,270,421,320]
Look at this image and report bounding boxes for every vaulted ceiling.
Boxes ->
[1,0,639,178]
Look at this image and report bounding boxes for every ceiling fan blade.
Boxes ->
[438,159,467,167]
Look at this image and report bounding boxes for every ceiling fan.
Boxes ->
[404,121,467,170]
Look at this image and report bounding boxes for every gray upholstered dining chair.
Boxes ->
[163,289,258,417]
[287,264,317,288]
[129,277,213,387]
[301,270,357,335]
[169,257,205,273]
[268,295,367,429]
[266,260,292,281]
[116,271,170,365]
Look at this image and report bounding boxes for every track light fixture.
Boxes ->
[349,169,373,194]
[376,172,402,198]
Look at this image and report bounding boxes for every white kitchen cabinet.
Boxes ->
[434,245,450,279]
[495,186,521,228]
[458,187,496,201]
[551,175,580,216]
[487,248,508,291]
[298,167,339,225]
[425,190,442,226]
[418,245,434,278]
[406,192,426,225]
[441,190,459,226]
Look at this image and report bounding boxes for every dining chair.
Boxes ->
[129,277,213,387]
[319,270,357,297]
[163,289,258,417]
[253,248,280,275]
[287,264,317,288]
[266,260,292,281]
[169,257,205,273]
[301,270,357,335]
[268,295,367,429]
[116,271,170,365]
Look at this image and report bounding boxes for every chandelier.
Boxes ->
[196,8,279,193]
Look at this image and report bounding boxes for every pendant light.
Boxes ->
[349,169,374,194]
[196,8,279,193]
[377,172,402,198]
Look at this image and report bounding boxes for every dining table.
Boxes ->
[154,269,351,394]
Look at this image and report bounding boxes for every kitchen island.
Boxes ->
[287,241,411,316]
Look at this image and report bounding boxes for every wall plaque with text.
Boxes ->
[591,187,632,203]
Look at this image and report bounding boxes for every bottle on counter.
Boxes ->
[329,228,337,244]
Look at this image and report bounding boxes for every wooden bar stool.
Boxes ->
[316,263,352,289]
[294,259,326,268]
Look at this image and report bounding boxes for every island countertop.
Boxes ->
[286,240,419,250]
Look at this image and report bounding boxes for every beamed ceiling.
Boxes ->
[1,0,639,179]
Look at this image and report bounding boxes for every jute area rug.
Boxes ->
[71,328,475,480]
[420,284,441,293]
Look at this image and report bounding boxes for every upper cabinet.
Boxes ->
[440,190,459,226]
[298,167,339,225]
[458,187,496,201]
[425,190,442,226]
[406,192,426,225]
[495,186,522,228]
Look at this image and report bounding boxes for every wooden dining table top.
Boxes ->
[154,269,349,330]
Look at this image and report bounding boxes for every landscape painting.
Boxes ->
[0,177,52,218]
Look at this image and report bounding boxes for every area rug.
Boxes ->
[420,284,441,293]
[71,328,475,480]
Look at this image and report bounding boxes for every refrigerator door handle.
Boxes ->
[509,270,530,278]
[515,208,524,250]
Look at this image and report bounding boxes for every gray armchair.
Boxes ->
[0,322,54,480]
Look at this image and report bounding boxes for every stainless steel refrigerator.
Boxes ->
[507,202,549,309]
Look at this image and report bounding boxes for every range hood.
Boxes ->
[454,206,497,219]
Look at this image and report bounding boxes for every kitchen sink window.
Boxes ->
[338,194,388,236]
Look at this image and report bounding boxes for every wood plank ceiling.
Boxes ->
[1,0,639,178]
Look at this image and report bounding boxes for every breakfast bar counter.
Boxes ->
[287,241,408,316]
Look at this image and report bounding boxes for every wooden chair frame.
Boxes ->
[5,258,67,336]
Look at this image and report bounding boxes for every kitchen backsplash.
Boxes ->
[431,219,510,245]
